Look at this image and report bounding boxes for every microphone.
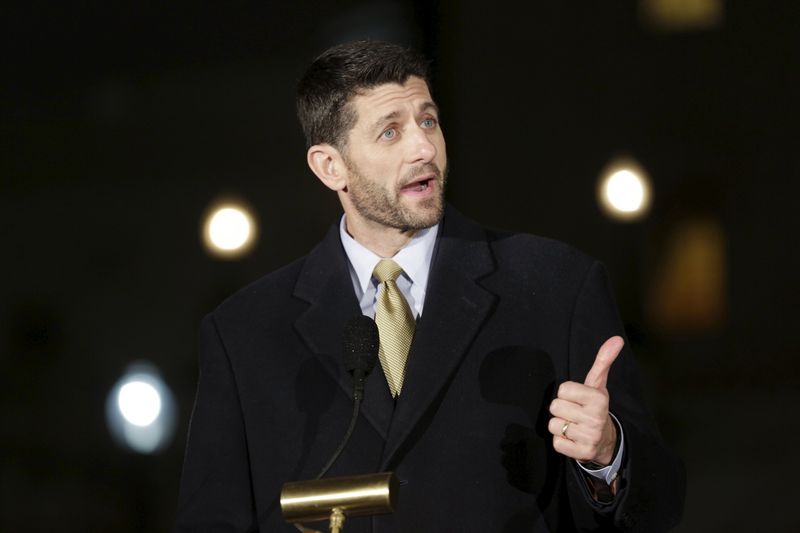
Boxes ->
[315,315,380,479]
[282,316,396,529]
[342,314,380,401]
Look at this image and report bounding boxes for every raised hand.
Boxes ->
[548,336,623,465]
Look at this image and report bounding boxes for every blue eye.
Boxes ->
[382,128,396,139]
[421,118,436,128]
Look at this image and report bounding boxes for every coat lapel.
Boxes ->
[380,207,497,469]
[293,224,394,440]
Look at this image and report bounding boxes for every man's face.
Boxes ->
[340,76,447,232]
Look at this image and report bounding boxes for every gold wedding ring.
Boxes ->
[561,421,571,439]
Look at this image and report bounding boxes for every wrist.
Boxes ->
[593,416,618,466]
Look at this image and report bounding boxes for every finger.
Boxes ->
[550,398,609,431]
[547,417,590,440]
[549,397,591,425]
[583,336,624,389]
[552,434,595,463]
[552,417,616,464]
[548,418,597,445]
[548,417,570,439]
[556,382,609,407]
[550,392,608,430]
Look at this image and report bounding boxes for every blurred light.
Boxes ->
[647,217,727,334]
[202,199,258,259]
[639,0,724,32]
[606,171,646,212]
[118,381,161,426]
[597,157,652,222]
[209,208,250,250]
[106,362,177,454]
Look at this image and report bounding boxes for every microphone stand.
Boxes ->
[280,316,395,532]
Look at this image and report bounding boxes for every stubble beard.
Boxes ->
[345,160,447,233]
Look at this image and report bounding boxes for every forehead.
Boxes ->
[350,77,433,122]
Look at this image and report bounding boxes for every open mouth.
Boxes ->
[401,176,434,193]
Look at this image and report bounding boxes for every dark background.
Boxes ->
[2,1,798,531]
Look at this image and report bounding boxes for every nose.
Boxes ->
[408,126,437,164]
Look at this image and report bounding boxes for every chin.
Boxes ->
[402,201,444,230]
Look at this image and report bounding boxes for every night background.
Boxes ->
[2,1,798,531]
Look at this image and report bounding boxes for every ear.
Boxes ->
[307,144,347,191]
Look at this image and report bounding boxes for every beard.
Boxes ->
[344,159,448,233]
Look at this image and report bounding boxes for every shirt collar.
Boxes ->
[339,214,439,291]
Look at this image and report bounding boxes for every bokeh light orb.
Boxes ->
[209,207,251,250]
[118,381,162,427]
[106,362,177,454]
[606,170,646,212]
[597,157,652,221]
[202,199,259,259]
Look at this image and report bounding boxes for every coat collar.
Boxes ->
[293,222,396,439]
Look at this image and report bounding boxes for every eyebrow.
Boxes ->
[369,101,440,135]
[420,101,440,116]
[370,111,400,135]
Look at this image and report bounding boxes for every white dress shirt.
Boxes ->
[338,214,623,486]
[339,215,438,319]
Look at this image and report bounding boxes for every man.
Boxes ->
[176,41,684,532]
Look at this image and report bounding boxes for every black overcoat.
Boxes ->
[176,205,684,532]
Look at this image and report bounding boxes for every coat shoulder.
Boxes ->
[441,205,599,290]
[212,255,308,327]
[444,205,596,274]
[481,229,599,312]
[488,229,595,271]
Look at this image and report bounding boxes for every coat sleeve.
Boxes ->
[175,314,259,532]
[565,261,685,532]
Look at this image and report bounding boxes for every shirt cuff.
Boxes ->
[575,412,624,485]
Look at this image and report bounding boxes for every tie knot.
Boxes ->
[373,259,404,283]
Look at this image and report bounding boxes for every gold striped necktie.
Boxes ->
[373,259,416,397]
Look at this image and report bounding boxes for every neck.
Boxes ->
[344,213,417,258]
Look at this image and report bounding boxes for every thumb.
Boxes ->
[583,336,624,389]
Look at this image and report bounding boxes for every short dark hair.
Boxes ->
[296,40,430,150]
